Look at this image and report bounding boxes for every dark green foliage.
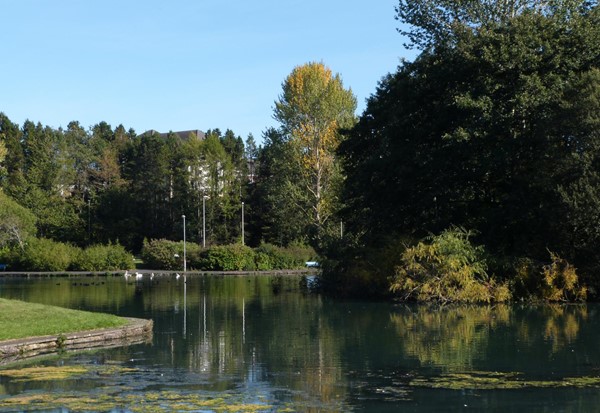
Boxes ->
[320,236,410,298]
[248,129,310,246]
[122,133,180,246]
[337,7,600,297]
[72,243,132,271]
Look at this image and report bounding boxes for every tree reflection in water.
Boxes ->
[0,275,598,412]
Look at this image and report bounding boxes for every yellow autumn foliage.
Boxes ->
[514,252,587,302]
[274,62,356,228]
[541,252,587,302]
[390,227,511,303]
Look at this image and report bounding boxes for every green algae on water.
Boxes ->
[0,390,274,412]
[410,370,600,390]
[0,365,89,382]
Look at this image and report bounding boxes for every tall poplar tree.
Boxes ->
[274,62,357,235]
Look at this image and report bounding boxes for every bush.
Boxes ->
[254,251,272,271]
[390,227,510,303]
[72,243,132,271]
[197,244,256,271]
[513,252,587,302]
[19,238,78,272]
[141,239,183,270]
[255,243,316,270]
[141,240,315,272]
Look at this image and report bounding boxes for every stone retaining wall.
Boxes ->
[0,318,153,366]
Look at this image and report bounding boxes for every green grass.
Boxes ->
[0,298,128,341]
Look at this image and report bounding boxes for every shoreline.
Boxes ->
[0,317,153,366]
[0,269,317,277]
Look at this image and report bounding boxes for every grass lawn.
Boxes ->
[0,298,128,341]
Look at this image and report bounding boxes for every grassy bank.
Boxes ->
[0,298,127,341]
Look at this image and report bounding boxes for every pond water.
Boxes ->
[0,274,600,412]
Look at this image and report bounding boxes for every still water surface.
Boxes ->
[0,274,599,412]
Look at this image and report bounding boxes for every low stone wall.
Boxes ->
[0,318,153,366]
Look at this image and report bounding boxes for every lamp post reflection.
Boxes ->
[182,214,187,272]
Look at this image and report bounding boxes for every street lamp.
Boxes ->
[182,214,187,272]
[241,201,245,246]
[202,195,208,248]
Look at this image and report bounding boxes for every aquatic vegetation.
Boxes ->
[0,365,89,382]
[410,371,600,390]
[0,390,275,412]
[0,363,278,412]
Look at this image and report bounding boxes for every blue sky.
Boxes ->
[1,0,415,143]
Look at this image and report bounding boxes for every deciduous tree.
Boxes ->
[337,4,600,294]
[396,0,596,50]
[274,62,356,234]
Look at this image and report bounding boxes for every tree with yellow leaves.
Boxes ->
[274,62,356,234]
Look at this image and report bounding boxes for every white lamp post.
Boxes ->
[241,201,245,246]
[202,195,208,248]
[182,214,187,272]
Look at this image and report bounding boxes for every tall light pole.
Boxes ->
[182,214,187,272]
[202,195,207,248]
[241,201,245,246]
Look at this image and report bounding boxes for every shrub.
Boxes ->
[72,243,132,271]
[255,243,316,270]
[19,238,78,272]
[254,251,272,271]
[197,244,256,271]
[514,252,587,302]
[141,239,183,270]
[390,227,510,303]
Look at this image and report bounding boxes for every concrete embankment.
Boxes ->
[0,318,153,366]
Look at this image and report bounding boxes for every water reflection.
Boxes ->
[0,275,600,412]
[390,305,511,370]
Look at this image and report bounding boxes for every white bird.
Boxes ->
[135,272,143,280]
[150,273,155,280]
[124,270,131,279]
[176,273,181,280]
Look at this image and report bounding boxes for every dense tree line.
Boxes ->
[0,116,251,254]
[323,0,600,299]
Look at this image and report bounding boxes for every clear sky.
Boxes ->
[1,0,415,143]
